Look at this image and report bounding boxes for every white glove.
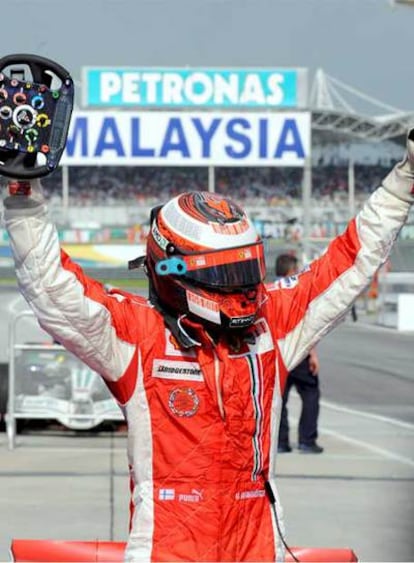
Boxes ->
[3,178,45,209]
[382,129,414,204]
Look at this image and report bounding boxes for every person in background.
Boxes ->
[275,253,323,454]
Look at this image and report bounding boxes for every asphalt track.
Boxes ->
[0,288,413,561]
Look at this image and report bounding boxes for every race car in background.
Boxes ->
[10,343,124,431]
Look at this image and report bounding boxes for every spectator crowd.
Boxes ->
[42,162,396,207]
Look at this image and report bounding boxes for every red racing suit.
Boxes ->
[2,157,413,562]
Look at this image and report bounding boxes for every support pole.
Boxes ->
[208,166,215,193]
[62,166,69,225]
[302,157,312,263]
[348,158,355,218]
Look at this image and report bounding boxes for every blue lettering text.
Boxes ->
[131,117,155,157]
[160,118,190,157]
[259,118,267,158]
[192,118,221,157]
[95,117,125,156]
[225,118,251,159]
[274,119,304,158]
[66,117,88,157]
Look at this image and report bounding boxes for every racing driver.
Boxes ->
[2,130,414,562]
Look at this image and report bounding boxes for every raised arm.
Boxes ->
[267,130,414,372]
[2,179,138,390]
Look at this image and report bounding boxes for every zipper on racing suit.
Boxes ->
[213,351,226,420]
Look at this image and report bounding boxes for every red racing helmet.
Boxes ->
[145,191,267,329]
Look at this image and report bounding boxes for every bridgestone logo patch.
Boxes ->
[152,359,203,381]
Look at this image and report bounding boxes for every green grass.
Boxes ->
[102,278,149,289]
[0,277,149,290]
[0,278,17,286]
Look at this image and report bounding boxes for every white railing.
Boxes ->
[377,272,414,331]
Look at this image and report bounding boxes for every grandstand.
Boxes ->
[38,68,413,225]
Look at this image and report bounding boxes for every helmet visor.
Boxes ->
[180,242,266,289]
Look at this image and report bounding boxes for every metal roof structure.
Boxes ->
[309,69,413,146]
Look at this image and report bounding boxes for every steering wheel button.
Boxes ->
[13,92,27,105]
[36,113,51,127]
[8,124,19,136]
[13,104,37,129]
[24,128,39,143]
[32,95,44,110]
[0,106,12,119]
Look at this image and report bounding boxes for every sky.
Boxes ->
[3,0,414,114]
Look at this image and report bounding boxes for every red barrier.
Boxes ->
[11,539,358,562]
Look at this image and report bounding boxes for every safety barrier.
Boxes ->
[11,539,358,562]
[6,310,124,449]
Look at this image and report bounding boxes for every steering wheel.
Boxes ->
[0,53,74,179]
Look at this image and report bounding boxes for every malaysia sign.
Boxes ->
[82,67,307,108]
[60,111,311,166]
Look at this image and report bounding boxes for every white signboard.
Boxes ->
[61,111,311,166]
